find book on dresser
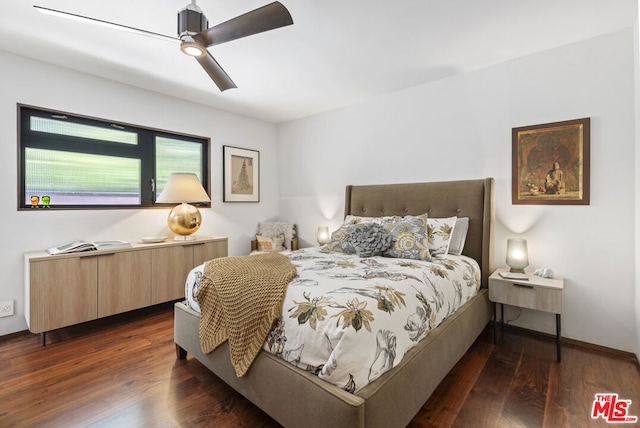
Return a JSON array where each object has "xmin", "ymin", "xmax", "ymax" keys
[{"xmin": 46, "ymin": 240, "xmax": 132, "ymax": 255}]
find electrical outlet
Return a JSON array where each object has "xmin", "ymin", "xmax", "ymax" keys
[{"xmin": 0, "ymin": 300, "xmax": 13, "ymax": 317}]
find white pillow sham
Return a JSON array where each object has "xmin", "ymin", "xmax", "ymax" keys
[{"xmin": 426, "ymin": 216, "xmax": 457, "ymax": 257}]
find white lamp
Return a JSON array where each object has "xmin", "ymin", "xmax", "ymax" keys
[
  {"xmin": 156, "ymin": 173, "xmax": 210, "ymax": 240},
  {"xmin": 506, "ymin": 238, "xmax": 529, "ymax": 273},
  {"xmin": 317, "ymin": 226, "xmax": 330, "ymax": 245}
]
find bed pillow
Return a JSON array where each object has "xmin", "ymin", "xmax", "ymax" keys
[
  {"xmin": 326, "ymin": 226, "xmax": 354, "ymax": 253},
  {"xmin": 383, "ymin": 214, "xmax": 432, "ymax": 261},
  {"xmin": 255, "ymin": 233, "xmax": 286, "ymax": 252},
  {"xmin": 326, "ymin": 215, "xmax": 397, "ymax": 253},
  {"xmin": 347, "ymin": 223, "xmax": 392, "ymax": 257},
  {"xmin": 447, "ymin": 217, "xmax": 469, "ymax": 255},
  {"xmin": 427, "ymin": 216, "xmax": 457, "ymax": 257}
]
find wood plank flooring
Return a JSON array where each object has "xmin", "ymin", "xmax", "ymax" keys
[{"xmin": 0, "ymin": 303, "xmax": 638, "ymax": 427}]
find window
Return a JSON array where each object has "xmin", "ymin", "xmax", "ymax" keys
[{"xmin": 18, "ymin": 105, "xmax": 210, "ymax": 209}]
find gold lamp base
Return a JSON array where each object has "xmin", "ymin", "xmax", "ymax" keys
[{"xmin": 167, "ymin": 202, "xmax": 202, "ymax": 239}]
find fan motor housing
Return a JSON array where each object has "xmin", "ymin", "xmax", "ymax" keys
[{"xmin": 178, "ymin": 7, "xmax": 208, "ymax": 36}]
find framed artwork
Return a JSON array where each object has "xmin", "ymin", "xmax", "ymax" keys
[
  {"xmin": 512, "ymin": 118, "xmax": 590, "ymax": 205},
  {"xmin": 223, "ymin": 145, "xmax": 260, "ymax": 202}
]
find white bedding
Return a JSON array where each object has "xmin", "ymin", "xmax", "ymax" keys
[{"xmin": 184, "ymin": 247, "xmax": 480, "ymax": 393}]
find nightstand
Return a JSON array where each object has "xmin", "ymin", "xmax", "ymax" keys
[{"xmin": 488, "ymin": 268, "xmax": 564, "ymax": 361}]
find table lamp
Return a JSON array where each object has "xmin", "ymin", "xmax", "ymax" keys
[
  {"xmin": 317, "ymin": 226, "xmax": 330, "ymax": 245},
  {"xmin": 156, "ymin": 173, "xmax": 210, "ymax": 240},
  {"xmin": 506, "ymin": 238, "xmax": 529, "ymax": 273}
]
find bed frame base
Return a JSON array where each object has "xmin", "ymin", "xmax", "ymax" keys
[{"xmin": 174, "ymin": 290, "xmax": 490, "ymax": 428}]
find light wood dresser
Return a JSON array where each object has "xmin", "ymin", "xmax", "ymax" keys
[{"xmin": 24, "ymin": 236, "xmax": 227, "ymax": 345}]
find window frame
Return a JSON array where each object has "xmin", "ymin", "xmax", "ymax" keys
[{"xmin": 17, "ymin": 104, "xmax": 211, "ymax": 210}]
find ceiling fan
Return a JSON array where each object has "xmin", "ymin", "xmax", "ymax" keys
[{"xmin": 33, "ymin": 1, "xmax": 294, "ymax": 91}]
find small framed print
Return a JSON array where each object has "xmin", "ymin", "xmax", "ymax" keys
[
  {"xmin": 223, "ymin": 145, "xmax": 259, "ymax": 202},
  {"xmin": 512, "ymin": 118, "xmax": 590, "ymax": 205}
]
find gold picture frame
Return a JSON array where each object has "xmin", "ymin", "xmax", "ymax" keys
[
  {"xmin": 223, "ymin": 145, "xmax": 260, "ymax": 202},
  {"xmin": 512, "ymin": 118, "xmax": 590, "ymax": 205}
]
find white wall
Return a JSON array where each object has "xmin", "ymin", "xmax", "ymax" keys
[
  {"xmin": 278, "ymin": 29, "xmax": 637, "ymax": 352},
  {"xmin": 0, "ymin": 51, "xmax": 279, "ymax": 336}
]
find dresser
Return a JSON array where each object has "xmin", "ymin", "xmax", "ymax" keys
[{"xmin": 24, "ymin": 236, "xmax": 227, "ymax": 345}]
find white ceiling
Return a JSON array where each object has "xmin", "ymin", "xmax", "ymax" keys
[{"xmin": 0, "ymin": 0, "xmax": 636, "ymax": 123}]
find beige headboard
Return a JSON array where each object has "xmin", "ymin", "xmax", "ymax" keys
[{"xmin": 344, "ymin": 178, "xmax": 495, "ymax": 287}]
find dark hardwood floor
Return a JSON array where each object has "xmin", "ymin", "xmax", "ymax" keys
[{"xmin": 1, "ymin": 303, "xmax": 638, "ymax": 427}]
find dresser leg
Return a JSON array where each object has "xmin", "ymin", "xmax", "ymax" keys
[{"xmin": 556, "ymin": 314, "xmax": 561, "ymax": 362}]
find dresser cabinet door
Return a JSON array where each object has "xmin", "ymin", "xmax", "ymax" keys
[
  {"xmin": 98, "ymin": 250, "xmax": 151, "ymax": 317},
  {"xmin": 193, "ymin": 240, "xmax": 228, "ymax": 266},
  {"xmin": 151, "ymin": 245, "xmax": 194, "ymax": 304},
  {"xmin": 29, "ymin": 256, "xmax": 98, "ymax": 333}
]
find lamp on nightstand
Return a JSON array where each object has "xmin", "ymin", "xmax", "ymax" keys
[
  {"xmin": 506, "ymin": 238, "xmax": 529, "ymax": 273},
  {"xmin": 317, "ymin": 226, "xmax": 330, "ymax": 245},
  {"xmin": 156, "ymin": 173, "xmax": 210, "ymax": 240}
]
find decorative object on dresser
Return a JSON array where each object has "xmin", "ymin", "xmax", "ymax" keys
[
  {"xmin": 489, "ymin": 268, "xmax": 564, "ymax": 361},
  {"xmin": 174, "ymin": 177, "xmax": 495, "ymax": 428},
  {"xmin": 156, "ymin": 173, "xmax": 211, "ymax": 240},
  {"xmin": 47, "ymin": 240, "xmax": 131, "ymax": 255},
  {"xmin": 223, "ymin": 146, "xmax": 260, "ymax": 202},
  {"xmin": 25, "ymin": 236, "xmax": 227, "ymax": 346},
  {"xmin": 512, "ymin": 117, "xmax": 590, "ymax": 205},
  {"xmin": 505, "ymin": 238, "xmax": 529, "ymax": 273}
]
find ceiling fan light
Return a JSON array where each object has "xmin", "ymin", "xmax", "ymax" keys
[{"xmin": 180, "ymin": 37, "xmax": 205, "ymax": 57}]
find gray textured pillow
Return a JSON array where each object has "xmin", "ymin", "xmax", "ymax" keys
[
  {"xmin": 326, "ymin": 216, "xmax": 397, "ymax": 253},
  {"xmin": 347, "ymin": 223, "xmax": 392, "ymax": 257}
]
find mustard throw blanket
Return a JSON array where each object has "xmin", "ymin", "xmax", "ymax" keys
[{"xmin": 196, "ymin": 253, "xmax": 297, "ymax": 377}]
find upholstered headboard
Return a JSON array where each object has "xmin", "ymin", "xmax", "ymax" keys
[{"xmin": 344, "ymin": 178, "xmax": 495, "ymax": 287}]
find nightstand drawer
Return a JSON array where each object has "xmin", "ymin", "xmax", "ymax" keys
[{"xmin": 489, "ymin": 280, "xmax": 562, "ymax": 314}]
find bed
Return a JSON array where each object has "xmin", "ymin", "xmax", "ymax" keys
[{"xmin": 174, "ymin": 177, "xmax": 495, "ymax": 427}]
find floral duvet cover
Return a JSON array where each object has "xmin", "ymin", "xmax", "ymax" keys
[{"xmin": 185, "ymin": 247, "xmax": 480, "ymax": 393}]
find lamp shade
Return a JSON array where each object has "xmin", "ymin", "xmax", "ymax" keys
[
  {"xmin": 317, "ymin": 226, "xmax": 330, "ymax": 245},
  {"xmin": 506, "ymin": 238, "xmax": 529, "ymax": 273},
  {"xmin": 156, "ymin": 173, "xmax": 210, "ymax": 203}
]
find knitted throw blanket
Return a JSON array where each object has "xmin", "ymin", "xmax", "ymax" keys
[{"xmin": 196, "ymin": 253, "xmax": 297, "ymax": 377}]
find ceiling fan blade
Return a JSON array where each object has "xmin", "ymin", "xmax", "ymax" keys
[
  {"xmin": 193, "ymin": 2, "xmax": 293, "ymax": 48},
  {"xmin": 34, "ymin": 5, "xmax": 179, "ymax": 43},
  {"xmin": 195, "ymin": 52, "xmax": 237, "ymax": 91}
]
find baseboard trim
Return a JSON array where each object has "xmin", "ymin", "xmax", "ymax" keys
[
  {"xmin": 0, "ymin": 329, "xmax": 29, "ymax": 343},
  {"xmin": 499, "ymin": 323, "xmax": 638, "ymax": 366}
]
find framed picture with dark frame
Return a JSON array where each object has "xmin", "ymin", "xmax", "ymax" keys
[
  {"xmin": 512, "ymin": 117, "xmax": 590, "ymax": 205},
  {"xmin": 223, "ymin": 145, "xmax": 260, "ymax": 202}
]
